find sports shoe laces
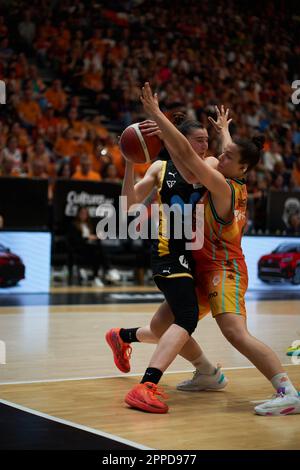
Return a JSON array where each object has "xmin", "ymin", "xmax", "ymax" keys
[
  {"xmin": 274, "ymin": 387, "xmax": 286, "ymax": 399},
  {"xmin": 144, "ymin": 382, "xmax": 169, "ymax": 399},
  {"xmin": 193, "ymin": 363, "xmax": 222, "ymax": 377},
  {"xmin": 123, "ymin": 343, "xmax": 132, "ymax": 360},
  {"xmin": 264, "ymin": 389, "xmax": 286, "ymax": 401}
]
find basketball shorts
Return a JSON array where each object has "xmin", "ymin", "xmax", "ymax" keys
[
  {"xmin": 151, "ymin": 249, "xmax": 194, "ymax": 280},
  {"xmin": 195, "ymin": 268, "xmax": 248, "ymax": 319}
]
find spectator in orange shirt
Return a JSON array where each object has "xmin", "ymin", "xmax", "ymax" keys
[
  {"xmin": 90, "ymin": 116, "xmax": 109, "ymax": 140},
  {"xmin": 45, "ymin": 79, "xmax": 67, "ymax": 113},
  {"xmin": 10, "ymin": 122, "xmax": 30, "ymax": 151},
  {"xmin": 17, "ymin": 88, "xmax": 42, "ymax": 129},
  {"xmin": 70, "ymin": 145, "xmax": 93, "ymax": 174},
  {"xmin": 82, "ymin": 64, "xmax": 103, "ymax": 94},
  {"xmin": 76, "ymin": 137, "xmax": 94, "ymax": 166},
  {"xmin": 67, "ymin": 107, "xmax": 87, "ymax": 139},
  {"xmin": 37, "ymin": 104, "xmax": 60, "ymax": 143},
  {"xmin": 54, "ymin": 128, "xmax": 78, "ymax": 159},
  {"xmin": 52, "ymin": 22, "xmax": 71, "ymax": 58},
  {"xmin": 72, "ymin": 154, "xmax": 101, "ymax": 181}
]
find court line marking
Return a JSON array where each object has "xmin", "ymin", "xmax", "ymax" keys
[
  {"xmin": 0, "ymin": 398, "xmax": 153, "ymax": 450},
  {"xmin": 1, "ymin": 297, "xmax": 297, "ymax": 312},
  {"xmin": 0, "ymin": 364, "xmax": 296, "ymax": 386},
  {"xmin": 0, "ymin": 303, "xmax": 165, "ymax": 313}
]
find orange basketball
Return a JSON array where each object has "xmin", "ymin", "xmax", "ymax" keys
[{"xmin": 119, "ymin": 122, "xmax": 162, "ymax": 164}]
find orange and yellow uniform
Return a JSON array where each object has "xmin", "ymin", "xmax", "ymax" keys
[{"xmin": 193, "ymin": 178, "xmax": 248, "ymax": 318}]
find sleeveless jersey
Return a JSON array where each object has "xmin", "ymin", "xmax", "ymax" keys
[
  {"xmin": 152, "ymin": 160, "xmax": 205, "ymax": 258},
  {"xmin": 192, "ymin": 178, "xmax": 248, "ymax": 274}
]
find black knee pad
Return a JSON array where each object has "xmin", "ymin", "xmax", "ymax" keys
[
  {"xmin": 154, "ymin": 276, "xmax": 199, "ymax": 335},
  {"xmin": 173, "ymin": 310, "xmax": 198, "ymax": 336}
]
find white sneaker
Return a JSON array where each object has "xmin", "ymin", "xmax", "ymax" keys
[
  {"xmin": 176, "ymin": 366, "xmax": 228, "ymax": 392},
  {"xmin": 93, "ymin": 277, "xmax": 104, "ymax": 287},
  {"xmin": 254, "ymin": 389, "xmax": 300, "ymax": 416},
  {"xmin": 105, "ymin": 269, "xmax": 121, "ymax": 283}
]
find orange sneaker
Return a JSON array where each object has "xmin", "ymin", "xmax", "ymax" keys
[
  {"xmin": 125, "ymin": 382, "xmax": 169, "ymax": 414},
  {"xmin": 105, "ymin": 328, "xmax": 132, "ymax": 373}
]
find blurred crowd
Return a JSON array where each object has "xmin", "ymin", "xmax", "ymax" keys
[{"xmin": 0, "ymin": 0, "xmax": 300, "ymax": 232}]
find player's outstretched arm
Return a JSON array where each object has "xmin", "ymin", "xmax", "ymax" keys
[{"xmin": 140, "ymin": 82, "xmax": 229, "ymax": 198}]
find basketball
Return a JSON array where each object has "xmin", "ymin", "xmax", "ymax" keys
[{"xmin": 119, "ymin": 122, "xmax": 162, "ymax": 164}]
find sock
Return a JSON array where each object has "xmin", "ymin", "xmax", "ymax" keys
[
  {"xmin": 271, "ymin": 372, "xmax": 298, "ymax": 396},
  {"xmin": 119, "ymin": 328, "xmax": 140, "ymax": 343},
  {"xmin": 192, "ymin": 353, "xmax": 216, "ymax": 375},
  {"xmin": 141, "ymin": 367, "xmax": 163, "ymax": 385}
]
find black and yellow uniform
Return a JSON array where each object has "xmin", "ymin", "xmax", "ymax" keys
[
  {"xmin": 151, "ymin": 159, "xmax": 205, "ymax": 279},
  {"xmin": 151, "ymin": 159, "xmax": 205, "ymax": 335}
]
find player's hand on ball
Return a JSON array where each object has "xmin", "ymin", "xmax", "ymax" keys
[
  {"xmin": 139, "ymin": 120, "xmax": 163, "ymax": 140},
  {"xmin": 140, "ymin": 82, "xmax": 160, "ymax": 119}
]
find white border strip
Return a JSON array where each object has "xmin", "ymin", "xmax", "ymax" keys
[
  {"xmin": 0, "ymin": 399, "xmax": 152, "ymax": 450},
  {"xmin": 0, "ymin": 364, "xmax": 296, "ymax": 386},
  {"xmin": 131, "ymin": 123, "xmax": 151, "ymax": 162}
]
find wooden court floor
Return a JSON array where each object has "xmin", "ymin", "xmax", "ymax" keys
[{"xmin": 0, "ymin": 290, "xmax": 300, "ymax": 450}]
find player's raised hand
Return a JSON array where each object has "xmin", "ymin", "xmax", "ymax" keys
[
  {"xmin": 139, "ymin": 120, "xmax": 163, "ymax": 140},
  {"xmin": 140, "ymin": 82, "xmax": 160, "ymax": 119},
  {"xmin": 208, "ymin": 105, "xmax": 232, "ymax": 133}
]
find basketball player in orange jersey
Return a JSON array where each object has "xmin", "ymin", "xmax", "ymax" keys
[
  {"xmin": 136, "ymin": 82, "xmax": 300, "ymax": 416},
  {"xmin": 106, "ymin": 113, "xmax": 231, "ymax": 413}
]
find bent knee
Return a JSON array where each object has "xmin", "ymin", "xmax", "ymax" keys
[
  {"xmin": 150, "ymin": 316, "xmax": 171, "ymax": 338},
  {"xmin": 174, "ymin": 316, "xmax": 198, "ymax": 336},
  {"xmin": 221, "ymin": 326, "xmax": 248, "ymax": 346}
]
